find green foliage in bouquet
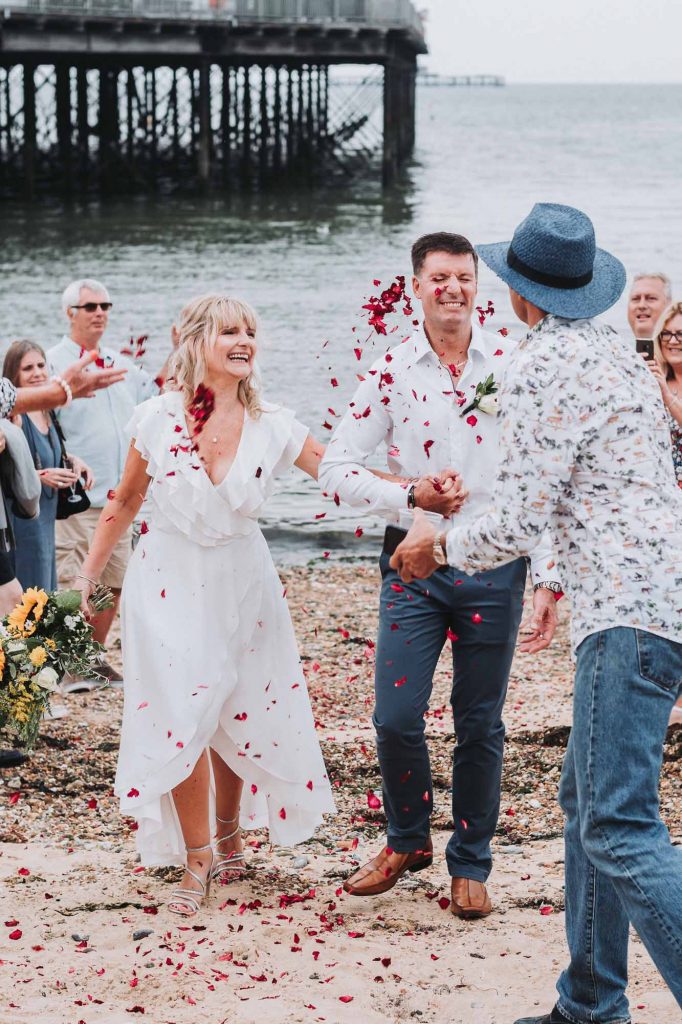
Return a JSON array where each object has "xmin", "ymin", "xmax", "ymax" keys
[{"xmin": 0, "ymin": 585, "xmax": 114, "ymax": 748}]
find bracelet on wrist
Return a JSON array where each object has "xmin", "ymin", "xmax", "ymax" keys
[
  {"xmin": 75, "ymin": 573, "xmax": 98, "ymax": 588},
  {"xmin": 51, "ymin": 374, "xmax": 73, "ymax": 407}
]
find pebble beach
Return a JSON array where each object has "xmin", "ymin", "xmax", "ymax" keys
[{"xmin": 1, "ymin": 565, "xmax": 680, "ymax": 1023}]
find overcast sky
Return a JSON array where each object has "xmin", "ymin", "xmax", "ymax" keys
[{"xmin": 418, "ymin": 0, "xmax": 682, "ymax": 83}]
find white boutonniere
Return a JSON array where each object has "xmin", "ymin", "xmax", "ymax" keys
[{"xmin": 460, "ymin": 374, "xmax": 499, "ymax": 417}]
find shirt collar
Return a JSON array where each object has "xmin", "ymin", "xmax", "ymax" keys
[{"xmin": 413, "ymin": 319, "xmax": 487, "ymax": 363}]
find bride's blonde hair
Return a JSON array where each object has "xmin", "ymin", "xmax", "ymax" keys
[{"xmin": 168, "ymin": 294, "xmax": 262, "ymax": 417}]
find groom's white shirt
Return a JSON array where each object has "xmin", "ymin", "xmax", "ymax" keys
[{"xmin": 319, "ymin": 321, "xmax": 561, "ymax": 586}]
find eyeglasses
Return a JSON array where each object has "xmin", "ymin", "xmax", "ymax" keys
[
  {"xmin": 70, "ymin": 302, "xmax": 113, "ymax": 313},
  {"xmin": 659, "ymin": 330, "xmax": 682, "ymax": 344}
]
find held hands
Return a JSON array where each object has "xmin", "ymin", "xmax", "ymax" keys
[
  {"xmin": 63, "ymin": 350, "xmax": 127, "ymax": 399},
  {"xmin": 517, "ymin": 588, "xmax": 559, "ymax": 654},
  {"xmin": 414, "ymin": 468, "xmax": 468, "ymax": 517},
  {"xmin": 390, "ymin": 508, "xmax": 440, "ymax": 583}
]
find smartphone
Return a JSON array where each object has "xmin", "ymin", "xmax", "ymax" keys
[
  {"xmin": 636, "ymin": 338, "xmax": 654, "ymax": 361},
  {"xmin": 383, "ymin": 525, "xmax": 407, "ymax": 557}
]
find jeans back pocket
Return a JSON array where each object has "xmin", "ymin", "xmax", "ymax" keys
[{"xmin": 636, "ymin": 629, "xmax": 682, "ymax": 694}]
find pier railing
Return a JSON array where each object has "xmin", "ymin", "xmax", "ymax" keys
[{"xmin": 6, "ymin": 0, "xmax": 425, "ymax": 35}]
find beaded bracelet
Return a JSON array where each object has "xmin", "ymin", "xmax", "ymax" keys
[{"xmin": 51, "ymin": 374, "xmax": 73, "ymax": 406}]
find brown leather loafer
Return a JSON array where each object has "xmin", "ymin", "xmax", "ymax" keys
[
  {"xmin": 450, "ymin": 877, "xmax": 493, "ymax": 919},
  {"xmin": 343, "ymin": 840, "xmax": 433, "ymax": 896}
]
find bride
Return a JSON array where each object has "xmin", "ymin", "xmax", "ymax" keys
[{"xmin": 75, "ymin": 294, "xmax": 336, "ymax": 916}]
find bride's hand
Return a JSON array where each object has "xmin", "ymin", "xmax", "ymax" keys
[{"xmin": 74, "ymin": 578, "xmax": 94, "ymax": 620}]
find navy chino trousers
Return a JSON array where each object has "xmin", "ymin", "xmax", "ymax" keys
[{"xmin": 373, "ymin": 551, "xmax": 527, "ymax": 881}]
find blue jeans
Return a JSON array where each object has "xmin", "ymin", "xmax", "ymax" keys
[
  {"xmin": 373, "ymin": 553, "xmax": 526, "ymax": 881},
  {"xmin": 557, "ymin": 627, "xmax": 682, "ymax": 1023}
]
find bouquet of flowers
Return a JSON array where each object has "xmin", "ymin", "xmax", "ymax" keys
[{"xmin": 0, "ymin": 585, "xmax": 113, "ymax": 748}]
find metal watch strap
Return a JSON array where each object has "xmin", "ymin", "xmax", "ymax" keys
[{"xmin": 407, "ymin": 484, "xmax": 416, "ymax": 510}]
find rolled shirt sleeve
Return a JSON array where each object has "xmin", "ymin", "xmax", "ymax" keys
[
  {"xmin": 318, "ymin": 373, "xmax": 408, "ymax": 516},
  {"xmin": 446, "ymin": 372, "xmax": 578, "ymax": 575}
]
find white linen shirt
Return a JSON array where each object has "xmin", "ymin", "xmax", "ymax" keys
[
  {"xmin": 319, "ymin": 321, "xmax": 560, "ymax": 585},
  {"xmin": 445, "ymin": 315, "xmax": 682, "ymax": 653},
  {"xmin": 48, "ymin": 336, "xmax": 158, "ymax": 508}
]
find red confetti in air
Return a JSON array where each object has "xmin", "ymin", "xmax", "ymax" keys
[
  {"xmin": 446, "ymin": 629, "xmax": 459, "ymax": 642},
  {"xmin": 423, "ymin": 439, "xmax": 434, "ymax": 458},
  {"xmin": 471, "ymin": 612, "xmax": 483, "ymax": 624},
  {"xmin": 8, "ymin": 928, "xmax": 22, "ymax": 940},
  {"xmin": 466, "ymin": 414, "xmax": 478, "ymax": 426},
  {"xmin": 355, "ymin": 527, "xmax": 364, "ymax": 538},
  {"xmin": 187, "ymin": 383, "xmax": 215, "ymax": 436},
  {"xmin": 139, "ymin": 521, "xmax": 149, "ymax": 535},
  {"xmin": 394, "ymin": 676, "xmax": 407, "ymax": 688},
  {"xmin": 127, "ymin": 788, "xmax": 140, "ymax": 798},
  {"xmin": 279, "ymin": 808, "xmax": 287, "ymax": 820}
]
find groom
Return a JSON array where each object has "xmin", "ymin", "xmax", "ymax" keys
[
  {"xmin": 319, "ymin": 232, "xmax": 562, "ymax": 918},
  {"xmin": 392, "ymin": 205, "xmax": 682, "ymax": 1020}
]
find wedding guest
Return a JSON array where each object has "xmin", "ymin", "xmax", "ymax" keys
[
  {"xmin": 74, "ymin": 294, "xmax": 335, "ymax": 916},
  {"xmin": 319, "ymin": 232, "xmax": 562, "ymax": 918},
  {"xmin": 392, "ymin": 204, "xmax": 682, "ymax": 1020},
  {"xmin": 648, "ymin": 300, "xmax": 682, "ymax": 485},
  {"xmin": 0, "ymin": 419, "xmax": 41, "ymax": 769},
  {"xmin": 648, "ymin": 301, "xmax": 682, "ymax": 726},
  {"xmin": 48, "ymin": 279, "xmax": 171, "ymax": 688},
  {"xmin": 3, "ymin": 341, "xmax": 94, "ymax": 592},
  {"xmin": 627, "ymin": 271, "xmax": 671, "ymax": 341}
]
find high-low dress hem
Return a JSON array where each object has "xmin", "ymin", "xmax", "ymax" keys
[{"xmin": 115, "ymin": 392, "xmax": 335, "ymax": 867}]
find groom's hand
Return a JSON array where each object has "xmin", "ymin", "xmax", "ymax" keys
[
  {"xmin": 517, "ymin": 588, "xmax": 559, "ymax": 654},
  {"xmin": 414, "ymin": 469, "xmax": 468, "ymax": 517},
  {"xmin": 390, "ymin": 509, "xmax": 439, "ymax": 583}
]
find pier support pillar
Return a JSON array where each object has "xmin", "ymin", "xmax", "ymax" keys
[
  {"xmin": 55, "ymin": 63, "xmax": 72, "ymax": 184},
  {"xmin": 382, "ymin": 60, "xmax": 400, "ymax": 186},
  {"xmin": 99, "ymin": 65, "xmax": 119, "ymax": 191},
  {"xmin": 198, "ymin": 59, "xmax": 212, "ymax": 188},
  {"xmin": 23, "ymin": 63, "xmax": 36, "ymax": 198}
]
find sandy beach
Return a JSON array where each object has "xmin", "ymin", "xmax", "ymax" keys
[{"xmin": 1, "ymin": 565, "xmax": 680, "ymax": 1024}]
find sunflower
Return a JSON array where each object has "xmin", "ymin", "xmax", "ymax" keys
[
  {"xmin": 0, "ymin": 645, "xmax": 5, "ymax": 675},
  {"xmin": 6, "ymin": 588, "xmax": 49, "ymax": 635}
]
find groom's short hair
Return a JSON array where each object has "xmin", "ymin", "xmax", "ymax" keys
[{"xmin": 411, "ymin": 232, "xmax": 478, "ymax": 277}]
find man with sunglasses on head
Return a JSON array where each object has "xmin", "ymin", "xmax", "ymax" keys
[{"xmin": 48, "ymin": 279, "xmax": 174, "ymax": 691}]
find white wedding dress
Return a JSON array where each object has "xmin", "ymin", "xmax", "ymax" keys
[{"xmin": 115, "ymin": 390, "xmax": 335, "ymax": 866}]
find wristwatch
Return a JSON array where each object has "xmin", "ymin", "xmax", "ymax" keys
[
  {"xmin": 433, "ymin": 531, "xmax": 447, "ymax": 567},
  {"xmin": 534, "ymin": 581, "xmax": 564, "ymax": 600},
  {"xmin": 407, "ymin": 483, "xmax": 416, "ymax": 510}
]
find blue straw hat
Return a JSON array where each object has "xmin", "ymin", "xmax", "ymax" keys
[{"xmin": 477, "ymin": 203, "xmax": 626, "ymax": 319}]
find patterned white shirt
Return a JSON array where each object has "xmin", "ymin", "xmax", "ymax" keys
[
  {"xmin": 319, "ymin": 321, "xmax": 560, "ymax": 585},
  {"xmin": 446, "ymin": 315, "xmax": 682, "ymax": 653},
  {"xmin": 0, "ymin": 378, "xmax": 17, "ymax": 417}
]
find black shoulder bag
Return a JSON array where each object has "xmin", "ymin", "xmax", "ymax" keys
[{"xmin": 50, "ymin": 414, "xmax": 91, "ymax": 520}]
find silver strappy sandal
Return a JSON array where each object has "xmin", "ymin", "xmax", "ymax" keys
[
  {"xmin": 167, "ymin": 842, "xmax": 213, "ymax": 917},
  {"xmin": 212, "ymin": 814, "xmax": 247, "ymax": 883}
]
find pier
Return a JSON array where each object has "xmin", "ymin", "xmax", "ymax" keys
[{"xmin": 0, "ymin": 0, "xmax": 426, "ymax": 198}]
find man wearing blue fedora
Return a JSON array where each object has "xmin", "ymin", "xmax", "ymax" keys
[{"xmin": 391, "ymin": 203, "xmax": 682, "ymax": 1021}]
